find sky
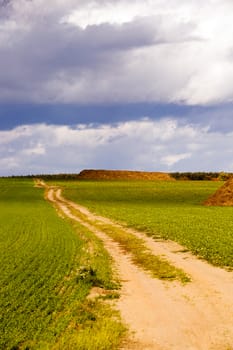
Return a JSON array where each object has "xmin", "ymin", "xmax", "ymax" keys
[{"xmin": 0, "ymin": 0, "xmax": 233, "ymax": 175}]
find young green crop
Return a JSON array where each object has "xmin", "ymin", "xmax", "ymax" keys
[
  {"xmin": 0, "ymin": 179, "xmax": 125, "ymax": 349},
  {"xmin": 54, "ymin": 180, "xmax": 233, "ymax": 269}
]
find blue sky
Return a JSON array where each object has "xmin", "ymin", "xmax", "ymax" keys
[{"xmin": 0, "ymin": 0, "xmax": 233, "ymax": 175}]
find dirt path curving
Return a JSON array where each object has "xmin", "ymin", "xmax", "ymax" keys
[{"xmin": 46, "ymin": 187, "xmax": 233, "ymax": 350}]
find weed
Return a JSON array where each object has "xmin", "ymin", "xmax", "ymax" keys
[{"xmin": 76, "ymin": 266, "xmax": 104, "ymax": 287}]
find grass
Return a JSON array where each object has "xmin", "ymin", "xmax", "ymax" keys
[
  {"xmin": 51, "ymin": 180, "xmax": 233, "ymax": 269},
  {"xmin": 94, "ymin": 223, "xmax": 190, "ymax": 283},
  {"xmin": 65, "ymin": 202, "xmax": 189, "ymax": 283},
  {"xmin": 0, "ymin": 179, "xmax": 126, "ymax": 350}
]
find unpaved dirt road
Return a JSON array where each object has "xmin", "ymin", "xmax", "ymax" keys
[{"xmin": 46, "ymin": 186, "xmax": 233, "ymax": 350}]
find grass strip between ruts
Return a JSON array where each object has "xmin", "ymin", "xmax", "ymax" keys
[{"xmin": 64, "ymin": 201, "xmax": 190, "ymax": 284}]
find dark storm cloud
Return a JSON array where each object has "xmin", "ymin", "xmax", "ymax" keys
[
  {"xmin": 0, "ymin": 18, "xmax": 158, "ymax": 102},
  {"xmin": 0, "ymin": 0, "xmax": 200, "ymax": 103},
  {"xmin": 0, "ymin": 0, "xmax": 12, "ymax": 19},
  {"xmin": 0, "ymin": 0, "xmax": 11, "ymax": 9},
  {"xmin": 0, "ymin": 103, "xmax": 208, "ymax": 130},
  {"xmin": 0, "ymin": 0, "xmax": 233, "ymax": 105},
  {"xmin": 1, "ymin": 102, "xmax": 233, "ymax": 135}
]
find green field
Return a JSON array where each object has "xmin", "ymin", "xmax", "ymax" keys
[
  {"xmin": 0, "ymin": 179, "xmax": 125, "ymax": 350},
  {"xmin": 56, "ymin": 180, "xmax": 233, "ymax": 268},
  {"xmin": 2, "ymin": 178, "xmax": 233, "ymax": 349}
]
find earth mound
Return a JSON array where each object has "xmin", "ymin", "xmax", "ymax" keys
[
  {"xmin": 204, "ymin": 177, "xmax": 233, "ymax": 206},
  {"xmin": 78, "ymin": 169, "xmax": 174, "ymax": 181}
]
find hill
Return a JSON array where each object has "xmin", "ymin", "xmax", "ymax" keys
[
  {"xmin": 77, "ymin": 169, "xmax": 174, "ymax": 181},
  {"xmin": 204, "ymin": 177, "xmax": 233, "ymax": 206}
]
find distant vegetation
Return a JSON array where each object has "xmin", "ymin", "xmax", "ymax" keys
[
  {"xmin": 3, "ymin": 173, "xmax": 80, "ymax": 180},
  {"xmin": 2, "ymin": 170, "xmax": 233, "ymax": 181},
  {"xmin": 171, "ymin": 172, "xmax": 233, "ymax": 181}
]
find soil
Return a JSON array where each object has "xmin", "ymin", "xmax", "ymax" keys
[
  {"xmin": 204, "ymin": 177, "xmax": 233, "ymax": 206},
  {"xmin": 77, "ymin": 169, "xmax": 174, "ymax": 181},
  {"xmin": 46, "ymin": 186, "xmax": 233, "ymax": 350}
]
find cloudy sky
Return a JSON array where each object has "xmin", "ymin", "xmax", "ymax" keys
[{"xmin": 1, "ymin": 0, "xmax": 233, "ymax": 175}]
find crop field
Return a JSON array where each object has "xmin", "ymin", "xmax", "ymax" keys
[
  {"xmin": 54, "ymin": 180, "xmax": 233, "ymax": 268},
  {"xmin": 0, "ymin": 179, "xmax": 125, "ymax": 350},
  {"xmin": 2, "ymin": 178, "xmax": 233, "ymax": 349}
]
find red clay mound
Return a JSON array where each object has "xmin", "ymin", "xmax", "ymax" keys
[
  {"xmin": 204, "ymin": 177, "xmax": 233, "ymax": 206},
  {"xmin": 78, "ymin": 169, "xmax": 174, "ymax": 181}
]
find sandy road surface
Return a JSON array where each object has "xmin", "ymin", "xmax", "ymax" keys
[{"xmin": 46, "ymin": 186, "xmax": 233, "ymax": 350}]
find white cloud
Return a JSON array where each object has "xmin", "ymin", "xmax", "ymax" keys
[
  {"xmin": 22, "ymin": 143, "xmax": 46, "ymax": 156},
  {"xmin": 1, "ymin": 0, "xmax": 233, "ymax": 105},
  {"xmin": 0, "ymin": 156, "xmax": 19, "ymax": 169},
  {"xmin": 161, "ymin": 153, "xmax": 192, "ymax": 167},
  {"xmin": 0, "ymin": 118, "xmax": 233, "ymax": 175},
  {"xmin": 65, "ymin": 1, "xmax": 147, "ymax": 28}
]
